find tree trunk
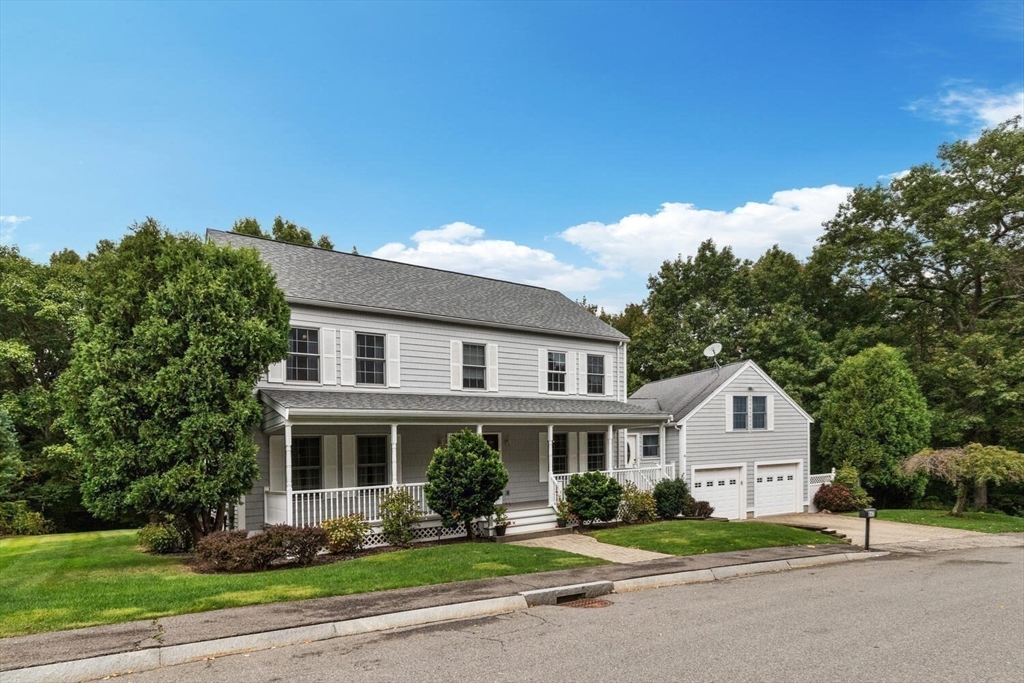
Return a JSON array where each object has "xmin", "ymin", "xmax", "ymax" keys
[
  {"xmin": 186, "ymin": 512, "xmax": 204, "ymax": 546},
  {"xmin": 951, "ymin": 488, "xmax": 968, "ymax": 517},
  {"xmin": 214, "ymin": 503, "xmax": 226, "ymax": 533},
  {"xmin": 465, "ymin": 519, "xmax": 476, "ymax": 542},
  {"xmin": 973, "ymin": 481, "xmax": 988, "ymax": 510}
]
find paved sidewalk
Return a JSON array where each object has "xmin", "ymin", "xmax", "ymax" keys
[
  {"xmin": 510, "ymin": 533, "xmax": 671, "ymax": 562},
  {"xmin": 756, "ymin": 513, "xmax": 1024, "ymax": 552},
  {"xmin": 1, "ymin": 543, "xmax": 852, "ymax": 673}
]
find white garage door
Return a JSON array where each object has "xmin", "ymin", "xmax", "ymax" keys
[
  {"xmin": 691, "ymin": 467, "xmax": 742, "ymax": 520},
  {"xmin": 755, "ymin": 463, "xmax": 799, "ymax": 516}
]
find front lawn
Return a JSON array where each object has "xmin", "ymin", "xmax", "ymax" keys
[
  {"xmin": 588, "ymin": 520, "xmax": 846, "ymax": 556},
  {"xmin": 849, "ymin": 509, "xmax": 1024, "ymax": 534},
  {"xmin": 0, "ymin": 530, "xmax": 604, "ymax": 637}
]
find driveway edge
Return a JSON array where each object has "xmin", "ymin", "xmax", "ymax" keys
[{"xmin": 5, "ymin": 552, "xmax": 889, "ymax": 683}]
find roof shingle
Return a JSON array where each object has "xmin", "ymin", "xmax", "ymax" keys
[
  {"xmin": 208, "ymin": 229, "xmax": 626, "ymax": 341},
  {"xmin": 630, "ymin": 362, "xmax": 747, "ymax": 420}
]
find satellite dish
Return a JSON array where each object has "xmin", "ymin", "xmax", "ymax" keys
[{"xmin": 703, "ymin": 342, "xmax": 722, "ymax": 358}]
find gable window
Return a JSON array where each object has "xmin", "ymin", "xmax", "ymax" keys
[
  {"xmin": 357, "ymin": 435, "xmax": 387, "ymax": 486},
  {"xmin": 586, "ymin": 432, "xmax": 605, "ymax": 472},
  {"xmin": 463, "ymin": 343, "xmax": 486, "ymax": 390},
  {"xmin": 292, "ymin": 436, "xmax": 322, "ymax": 490},
  {"xmin": 752, "ymin": 396, "xmax": 767, "ymax": 430},
  {"xmin": 586, "ymin": 355, "xmax": 605, "ymax": 395},
  {"xmin": 287, "ymin": 328, "xmax": 320, "ymax": 382},
  {"xmin": 356, "ymin": 333, "xmax": 385, "ymax": 385},
  {"xmin": 552, "ymin": 433, "xmax": 568, "ymax": 475},
  {"xmin": 732, "ymin": 395, "xmax": 748, "ymax": 430},
  {"xmin": 547, "ymin": 351, "xmax": 566, "ymax": 392},
  {"xmin": 642, "ymin": 434, "xmax": 659, "ymax": 458}
]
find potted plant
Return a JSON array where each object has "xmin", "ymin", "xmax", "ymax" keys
[
  {"xmin": 492, "ymin": 504, "xmax": 510, "ymax": 536},
  {"xmin": 555, "ymin": 498, "xmax": 573, "ymax": 528}
]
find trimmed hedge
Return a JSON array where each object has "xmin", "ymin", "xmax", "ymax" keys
[
  {"xmin": 653, "ymin": 478, "xmax": 692, "ymax": 519},
  {"xmin": 813, "ymin": 483, "xmax": 859, "ymax": 513},
  {"xmin": 195, "ymin": 524, "xmax": 328, "ymax": 572},
  {"xmin": 564, "ymin": 471, "xmax": 623, "ymax": 524}
]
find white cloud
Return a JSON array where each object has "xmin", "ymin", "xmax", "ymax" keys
[
  {"xmin": 907, "ymin": 86, "xmax": 1024, "ymax": 133},
  {"xmin": 372, "ymin": 221, "xmax": 611, "ymax": 292},
  {"xmin": 0, "ymin": 215, "xmax": 31, "ymax": 245},
  {"xmin": 559, "ymin": 185, "xmax": 852, "ymax": 274}
]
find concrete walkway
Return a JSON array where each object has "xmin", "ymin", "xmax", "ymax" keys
[
  {"xmin": 510, "ymin": 533, "xmax": 671, "ymax": 563},
  {"xmin": 756, "ymin": 513, "xmax": 1024, "ymax": 552}
]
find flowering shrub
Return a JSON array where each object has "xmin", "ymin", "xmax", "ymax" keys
[
  {"xmin": 619, "ymin": 482, "xmax": 658, "ymax": 524},
  {"xmin": 813, "ymin": 483, "xmax": 858, "ymax": 513},
  {"xmin": 322, "ymin": 514, "xmax": 371, "ymax": 554}
]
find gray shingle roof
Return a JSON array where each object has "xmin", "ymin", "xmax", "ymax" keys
[
  {"xmin": 208, "ymin": 229, "xmax": 626, "ymax": 341},
  {"xmin": 630, "ymin": 361, "xmax": 747, "ymax": 420},
  {"xmin": 262, "ymin": 390, "xmax": 666, "ymax": 420}
]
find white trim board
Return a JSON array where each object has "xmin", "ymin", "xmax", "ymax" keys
[{"xmin": 679, "ymin": 360, "xmax": 814, "ymax": 426}]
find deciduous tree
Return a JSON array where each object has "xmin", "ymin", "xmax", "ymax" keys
[{"xmin": 59, "ymin": 219, "xmax": 290, "ymax": 542}]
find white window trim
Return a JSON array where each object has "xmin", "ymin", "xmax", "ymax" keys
[
  {"xmin": 354, "ymin": 330, "xmax": 388, "ymax": 388},
  {"xmin": 284, "ymin": 326, "xmax": 324, "ymax": 385},
  {"xmin": 460, "ymin": 340, "xmax": 488, "ymax": 392},
  {"xmin": 585, "ymin": 353, "xmax": 606, "ymax": 396},
  {"xmin": 546, "ymin": 350, "xmax": 569, "ymax": 394}
]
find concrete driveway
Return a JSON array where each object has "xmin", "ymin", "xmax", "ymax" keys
[{"xmin": 755, "ymin": 513, "xmax": 1024, "ymax": 552}]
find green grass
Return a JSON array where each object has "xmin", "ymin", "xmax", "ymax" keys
[
  {"xmin": 589, "ymin": 520, "xmax": 846, "ymax": 556},
  {"xmin": 0, "ymin": 530, "xmax": 605, "ymax": 637},
  {"xmin": 846, "ymin": 509, "xmax": 1024, "ymax": 534}
]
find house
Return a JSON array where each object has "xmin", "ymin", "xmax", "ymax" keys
[
  {"xmin": 629, "ymin": 361, "xmax": 814, "ymax": 519},
  {"xmin": 207, "ymin": 230, "xmax": 672, "ymax": 542}
]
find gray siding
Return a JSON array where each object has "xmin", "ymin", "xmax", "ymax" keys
[
  {"xmin": 683, "ymin": 365, "xmax": 810, "ymax": 513},
  {"xmin": 264, "ymin": 304, "xmax": 624, "ymax": 399}
]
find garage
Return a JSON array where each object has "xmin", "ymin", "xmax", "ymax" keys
[
  {"xmin": 691, "ymin": 466, "xmax": 743, "ymax": 519},
  {"xmin": 754, "ymin": 462, "xmax": 800, "ymax": 516}
]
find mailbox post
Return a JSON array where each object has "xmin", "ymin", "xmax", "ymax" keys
[{"xmin": 859, "ymin": 507, "xmax": 876, "ymax": 550}]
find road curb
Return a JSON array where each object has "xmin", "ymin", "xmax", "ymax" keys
[
  {"xmin": 4, "ymin": 551, "xmax": 890, "ymax": 683},
  {"xmin": 3, "ymin": 596, "xmax": 528, "ymax": 683}
]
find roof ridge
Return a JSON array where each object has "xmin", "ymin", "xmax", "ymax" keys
[
  {"xmin": 207, "ymin": 228, "xmax": 554, "ymax": 293},
  {"xmin": 638, "ymin": 360, "xmax": 746, "ymax": 387}
]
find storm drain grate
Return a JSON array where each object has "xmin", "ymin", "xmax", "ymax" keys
[{"xmin": 557, "ymin": 597, "xmax": 613, "ymax": 608}]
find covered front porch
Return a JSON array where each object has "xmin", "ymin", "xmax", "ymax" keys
[{"xmin": 257, "ymin": 389, "xmax": 672, "ymax": 534}]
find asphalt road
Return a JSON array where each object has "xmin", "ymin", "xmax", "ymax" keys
[{"xmin": 113, "ymin": 546, "xmax": 1024, "ymax": 683}]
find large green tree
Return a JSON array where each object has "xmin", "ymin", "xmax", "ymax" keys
[
  {"xmin": 0, "ymin": 246, "xmax": 89, "ymax": 529},
  {"xmin": 818, "ymin": 344, "xmax": 931, "ymax": 504},
  {"xmin": 817, "ymin": 117, "xmax": 1024, "ymax": 451},
  {"xmin": 230, "ymin": 216, "xmax": 335, "ymax": 250},
  {"xmin": 59, "ymin": 220, "xmax": 291, "ymax": 542}
]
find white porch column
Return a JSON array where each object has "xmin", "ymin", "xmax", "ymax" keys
[
  {"xmin": 390, "ymin": 423, "xmax": 399, "ymax": 487},
  {"xmin": 606, "ymin": 424, "xmax": 613, "ymax": 472},
  {"xmin": 547, "ymin": 424, "xmax": 554, "ymax": 506},
  {"xmin": 284, "ymin": 422, "xmax": 293, "ymax": 526},
  {"xmin": 622, "ymin": 427, "xmax": 630, "ymax": 468},
  {"xmin": 659, "ymin": 422, "xmax": 667, "ymax": 476},
  {"xmin": 476, "ymin": 424, "xmax": 483, "ymax": 435}
]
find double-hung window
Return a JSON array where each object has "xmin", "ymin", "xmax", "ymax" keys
[
  {"xmin": 732, "ymin": 396, "xmax": 748, "ymax": 430},
  {"xmin": 552, "ymin": 433, "xmax": 568, "ymax": 475},
  {"xmin": 586, "ymin": 433, "xmax": 605, "ymax": 472},
  {"xmin": 357, "ymin": 435, "xmax": 387, "ymax": 486},
  {"xmin": 287, "ymin": 328, "xmax": 320, "ymax": 382},
  {"xmin": 463, "ymin": 343, "xmax": 486, "ymax": 390},
  {"xmin": 291, "ymin": 436, "xmax": 322, "ymax": 490},
  {"xmin": 586, "ymin": 355, "xmax": 605, "ymax": 395},
  {"xmin": 752, "ymin": 396, "xmax": 767, "ymax": 430},
  {"xmin": 356, "ymin": 333, "xmax": 385, "ymax": 385},
  {"xmin": 547, "ymin": 352, "xmax": 566, "ymax": 392},
  {"xmin": 642, "ymin": 434, "xmax": 659, "ymax": 458}
]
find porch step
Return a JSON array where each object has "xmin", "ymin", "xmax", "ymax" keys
[
  {"xmin": 494, "ymin": 527, "xmax": 572, "ymax": 543},
  {"xmin": 500, "ymin": 506, "xmax": 560, "ymax": 538}
]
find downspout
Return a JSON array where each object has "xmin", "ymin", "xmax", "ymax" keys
[
  {"xmin": 675, "ymin": 418, "xmax": 686, "ymax": 482},
  {"xmin": 619, "ymin": 341, "xmax": 627, "ymax": 403}
]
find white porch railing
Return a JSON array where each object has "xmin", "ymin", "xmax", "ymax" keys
[
  {"xmin": 808, "ymin": 468, "xmax": 837, "ymax": 513},
  {"xmin": 550, "ymin": 464, "xmax": 676, "ymax": 504},
  {"xmin": 809, "ymin": 468, "xmax": 837, "ymax": 486},
  {"xmin": 264, "ymin": 483, "xmax": 434, "ymax": 527}
]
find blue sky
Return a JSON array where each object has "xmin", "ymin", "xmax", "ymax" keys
[{"xmin": 2, "ymin": 1, "xmax": 1022, "ymax": 310}]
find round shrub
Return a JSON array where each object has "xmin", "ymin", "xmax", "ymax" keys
[
  {"xmin": 813, "ymin": 483, "xmax": 859, "ymax": 513},
  {"xmin": 653, "ymin": 478, "xmax": 692, "ymax": 519},
  {"xmin": 322, "ymin": 514, "xmax": 371, "ymax": 554},
  {"xmin": 619, "ymin": 482, "xmax": 658, "ymax": 524},
  {"xmin": 138, "ymin": 522, "xmax": 190, "ymax": 554},
  {"xmin": 564, "ymin": 471, "xmax": 623, "ymax": 525},
  {"xmin": 195, "ymin": 530, "xmax": 253, "ymax": 572}
]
